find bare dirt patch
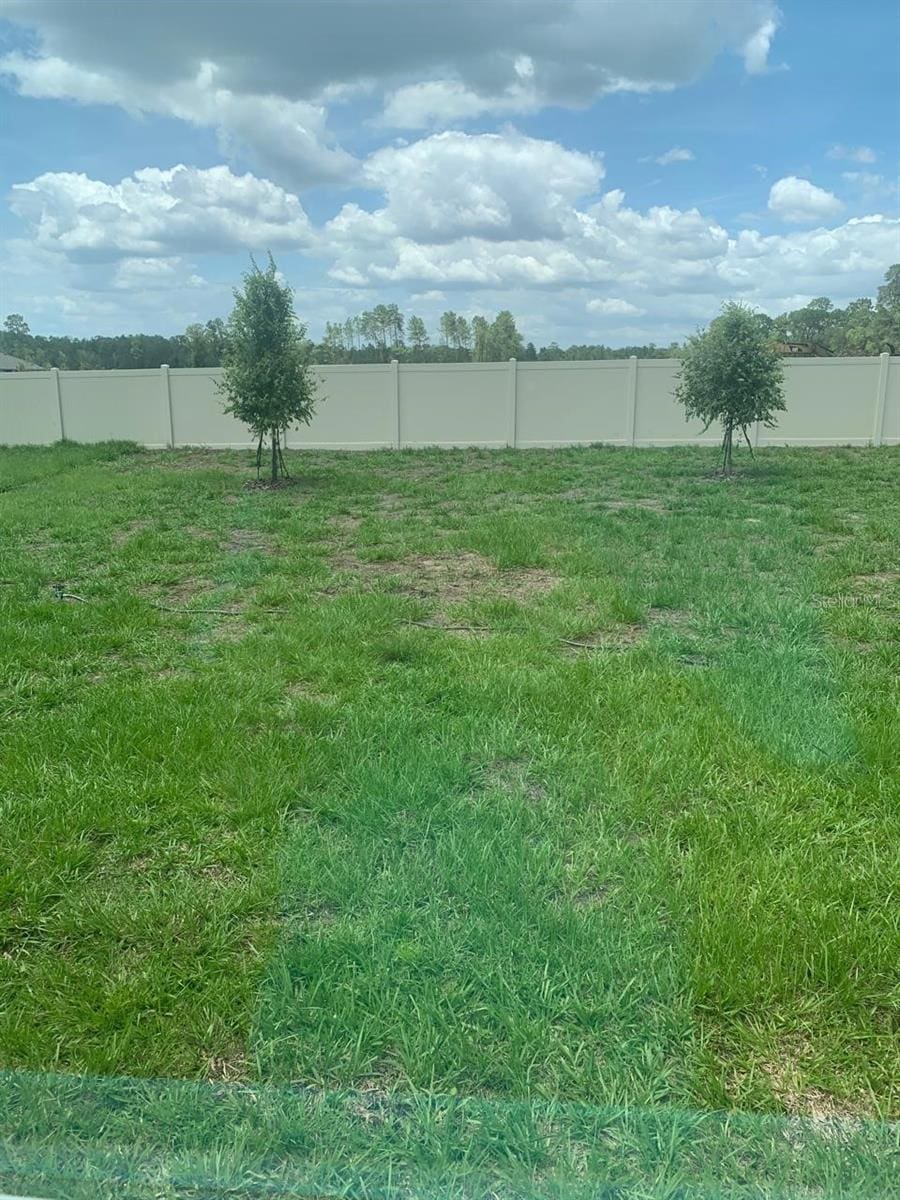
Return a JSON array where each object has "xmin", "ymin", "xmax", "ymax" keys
[
  {"xmin": 142, "ymin": 578, "xmax": 252, "ymax": 641},
  {"xmin": 571, "ymin": 882, "xmax": 615, "ymax": 909},
  {"xmin": 327, "ymin": 514, "xmax": 363, "ymax": 533},
  {"xmin": 760, "ymin": 1056, "xmax": 865, "ymax": 1120},
  {"xmin": 201, "ymin": 615, "xmax": 252, "ymax": 644},
  {"xmin": 225, "ymin": 528, "xmax": 278, "ymax": 554},
  {"xmin": 647, "ymin": 606, "xmax": 692, "ymax": 629},
  {"xmin": 348, "ymin": 1077, "xmax": 406, "ymax": 1126},
  {"xmin": 330, "ymin": 550, "xmax": 559, "ymax": 609},
  {"xmin": 206, "ymin": 1050, "xmax": 251, "ymax": 1083},
  {"xmin": 112, "ymin": 519, "xmax": 151, "ymax": 547},
  {"xmin": 278, "ymin": 902, "xmax": 339, "ymax": 934},
  {"xmin": 197, "ymin": 862, "xmax": 243, "ymax": 885},
  {"xmin": 143, "ymin": 576, "xmax": 215, "ymax": 606},
  {"xmin": 148, "ymin": 450, "xmax": 240, "ymax": 474},
  {"xmin": 377, "ymin": 492, "xmax": 408, "ymax": 510},
  {"xmin": 562, "ymin": 607, "xmax": 691, "ymax": 654},
  {"xmin": 285, "ymin": 680, "xmax": 338, "ymax": 704},
  {"xmin": 733, "ymin": 1034, "xmax": 871, "ymax": 1122},
  {"xmin": 243, "ymin": 477, "xmax": 301, "ymax": 492},
  {"xmin": 561, "ymin": 626, "xmax": 644, "ymax": 653},
  {"xmin": 185, "ymin": 525, "xmax": 216, "ymax": 542},
  {"xmin": 852, "ymin": 571, "xmax": 898, "ymax": 594},
  {"xmin": 477, "ymin": 755, "xmax": 546, "ymax": 802},
  {"xmin": 812, "ymin": 534, "xmax": 853, "ymax": 556}
]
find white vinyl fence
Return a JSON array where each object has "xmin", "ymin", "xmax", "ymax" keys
[{"xmin": 0, "ymin": 355, "xmax": 897, "ymax": 450}]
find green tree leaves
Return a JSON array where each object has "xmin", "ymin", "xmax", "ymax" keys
[
  {"xmin": 676, "ymin": 302, "xmax": 785, "ymax": 474},
  {"xmin": 219, "ymin": 255, "xmax": 319, "ymax": 481}
]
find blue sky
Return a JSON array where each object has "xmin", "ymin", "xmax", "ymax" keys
[{"xmin": 0, "ymin": 0, "xmax": 897, "ymax": 346}]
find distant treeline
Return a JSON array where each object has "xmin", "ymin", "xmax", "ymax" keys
[
  {"xmin": 2, "ymin": 266, "xmax": 897, "ymax": 369},
  {"xmin": 0, "ymin": 308, "xmax": 674, "ymax": 369}
]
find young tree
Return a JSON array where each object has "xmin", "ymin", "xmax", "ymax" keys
[
  {"xmin": 219, "ymin": 255, "xmax": 318, "ymax": 482},
  {"xmin": 676, "ymin": 302, "xmax": 785, "ymax": 475}
]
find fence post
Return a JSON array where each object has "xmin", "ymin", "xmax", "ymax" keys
[
  {"xmin": 160, "ymin": 364, "xmax": 175, "ymax": 448},
  {"xmin": 625, "ymin": 356, "xmax": 638, "ymax": 446},
  {"xmin": 873, "ymin": 352, "xmax": 889, "ymax": 446},
  {"xmin": 390, "ymin": 359, "xmax": 400, "ymax": 449},
  {"xmin": 51, "ymin": 367, "xmax": 65, "ymax": 441},
  {"xmin": 506, "ymin": 358, "xmax": 518, "ymax": 448}
]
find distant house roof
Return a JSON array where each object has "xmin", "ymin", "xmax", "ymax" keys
[
  {"xmin": 773, "ymin": 340, "xmax": 832, "ymax": 357},
  {"xmin": 0, "ymin": 352, "xmax": 41, "ymax": 371}
]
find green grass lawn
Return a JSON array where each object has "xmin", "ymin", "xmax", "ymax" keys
[{"xmin": 0, "ymin": 441, "xmax": 898, "ymax": 1196}]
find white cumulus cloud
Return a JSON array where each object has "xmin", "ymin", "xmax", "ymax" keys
[
  {"xmin": 3, "ymin": 122, "xmax": 896, "ymax": 345},
  {"xmin": 587, "ymin": 298, "xmax": 644, "ymax": 315},
  {"xmin": 319, "ymin": 134, "xmax": 896, "ymax": 315},
  {"xmin": 330, "ymin": 131, "xmax": 604, "ymax": 247},
  {"xmin": 767, "ymin": 176, "xmax": 843, "ymax": 223},
  {"xmin": 8, "ymin": 164, "xmax": 314, "ymax": 259}
]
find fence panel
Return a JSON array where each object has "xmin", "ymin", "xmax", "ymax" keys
[
  {"xmin": 633, "ymin": 360, "xmax": 718, "ymax": 445},
  {"xmin": 301, "ymin": 365, "xmax": 394, "ymax": 448},
  {"xmin": 1, "ymin": 357, "xmax": 897, "ymax": 449},
  {"xmin": 766, "ymin": 358, "xmax": 882, "ymax": 445},
  {"xmin": 0, "ymin": 372, "xmax": 58, "ymax": 444},
  {"xmin": 169, "ymin": 368, "xmax": 249, "ymax": 447},
  {"xmin": 516, "ymin": 361, "xmax": 630, "ymax": 446},
  {"xmin": 882, "ymin": 356, "xmax": 900, "ymax": 445},
  {"xmin": 399, "ymin": 363, "xmax": 507, "ymax": 447},
  {"xmin": 59, "ymin": 370, "xmax": 169, "ymax": 446}
]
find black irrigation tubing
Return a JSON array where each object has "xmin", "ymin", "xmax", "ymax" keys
[{"xmin": 151, "ymin": 602, "xmax": 286, "ymax": 615}]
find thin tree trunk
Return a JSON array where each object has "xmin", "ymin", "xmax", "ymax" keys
[{"xmin": 271, "ymin": 427, "xmax": 277, "ymax": 481}]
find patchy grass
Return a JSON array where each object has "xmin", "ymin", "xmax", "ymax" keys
[{"xmin": 0, "ymin": 441, "xmax": 897, "ymax": 1193}]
